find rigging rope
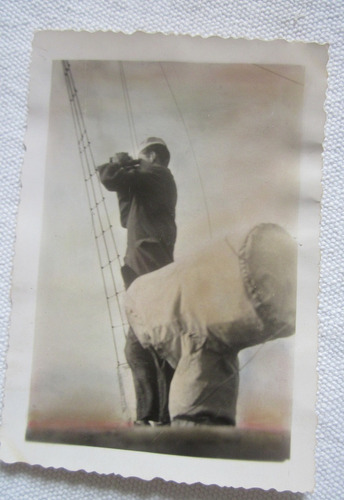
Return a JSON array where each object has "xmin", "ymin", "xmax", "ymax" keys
[
  {"xmin": 119, "ymin": 61, "xmax": 139, "ymax": 153},
  {"xmin": 62, "ymin": 61, "xmax": 131, "ymax": 420},
  {"xmin": 159, "ymin": 62, "xmax": 288, "ymax": 415},
  {"xmin": 160, "ymin": 62, "xmax": 213, "ymax": 239},
  {"xmin": 186, "ymin": 324, "xmax": 290, "ymax": 415},
  {"xmin": 254, "ymin": 64, "xmax": 304, "ymax": 86}
]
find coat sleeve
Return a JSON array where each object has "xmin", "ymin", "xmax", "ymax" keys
[
  {"xmin": 98, "ymin": 162, "xmax": 174, "ymax": 202},
  {"xmin": 97, "ymin": 162, "xmax": 136, "ymax": 192}
]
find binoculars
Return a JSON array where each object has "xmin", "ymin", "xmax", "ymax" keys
[{"xmin": 110, "ymin": 152, "xmax": 140, "ymax": 168}]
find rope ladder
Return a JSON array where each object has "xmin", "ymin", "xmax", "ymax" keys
[{"xmin": 62, "ymin": 60, "xmax": 131, "ymax": 421}]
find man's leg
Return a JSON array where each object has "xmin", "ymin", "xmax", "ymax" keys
[
  {"xmin": 122, "ymin": 265, "xmax": 160, "ymax": 422},
  {"xmin": 169, "ymin": 335, "xmax": 239, "ymax": 426},
  {"xmin": 122, "ymin": 263, "xmax": 174, "ymax": 424},
  {"xmin": 124, "ymin": 328, "xmax": 160, "ymax": 423},
  {"xmin": 148, "ymin": 348, "xmax": 174, "ymax": 425}
]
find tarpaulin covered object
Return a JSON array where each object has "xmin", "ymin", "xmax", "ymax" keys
[{"xmin": 125, "ymin": 224, "xmax": 297, "ymax": 423}]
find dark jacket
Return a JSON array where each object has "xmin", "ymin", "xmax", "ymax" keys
[{"xmin": 98, "ymin": 161, "xmax": 177, "ymax": 277}]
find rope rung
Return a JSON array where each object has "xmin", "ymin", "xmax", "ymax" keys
[
  {"xmin": 94, "ymin": 225, "xmax": 113, "ymax": 239},
  {"xmin": 89, "ymin": 198, "xmax": 106, "ymax": 211},
  {"xmin": 112, "ymin": 323, "xmax": 129, "ymax": 331},
  {"xmin": 77, "ymin": 133, "xmax": 85, "ymax": 145},
  {"xmin": 69, "ymin": 92, "xmax": 77, "ymax": 103},
  {"xmin": 100, "ymin": 256, "xmax": 119, "ymax": 269},
  {"xmin": 84, "ymin": 172, "xmax": 97, "ymax": 182}
]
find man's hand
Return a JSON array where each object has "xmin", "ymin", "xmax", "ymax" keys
[
  {"xmin": 97, "ymin": 152, "xmax": 140, "ymax": 191},
  {"xmin": 110, "ymin": 152, "xmax": 132, "ymax": 165}
]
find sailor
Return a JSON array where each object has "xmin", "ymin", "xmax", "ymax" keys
[
  {"xmin": 125, "ymin": 223, "xmax": 297, "ymax": 426},
  {"xmin": 97, "ymin": 137, "xmax": 177, "ymax": 425}
]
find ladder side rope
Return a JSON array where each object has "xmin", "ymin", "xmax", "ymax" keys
[
  {"xmin": 62, "ymin": 61, "xmax": 129, "ymax": 418},
  {"xmin": 63, "ymin": 63, "xmax": 129, "ymax": 417},
  {"xmin": 160, "ymin": 62, "xmax": 213, "ymax": 239},
  {"xmin": 66, "ymin": 63, "xmax": 127, "ymax": 287},
  {"xmin": 65, "ymin": 68, "xmax": 116, "ymax": 274},
  {"xmin": 63, "ymin": 63, "xmax": 127, "ymax": 339},
  {"xmin": 119, "ymin": 61, "xmax": 139, "ymax": 153},
  {"xmin": 63, "ymin": 62, "xmax": 128, "ymax": 331}
]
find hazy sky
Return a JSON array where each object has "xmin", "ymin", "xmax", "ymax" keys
[{"xmin": 28, "ymin": 60, "xmax": 304, "ymax": 430}]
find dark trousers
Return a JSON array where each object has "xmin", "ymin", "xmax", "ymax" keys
[{"xmin": 122, "ymin": 265, "xmax": 174, "ymax": 423}]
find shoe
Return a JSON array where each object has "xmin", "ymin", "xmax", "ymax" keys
[
  {"xmin": 149, "ymin": 421, "xmax": 171, "ymax": 427},
  {"xmin": 134, "ymin": 419, "xmax": 151, "ymax": 426}
]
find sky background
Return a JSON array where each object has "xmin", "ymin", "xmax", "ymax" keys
[{"xmin": 28, "ymin": 60, "xmax": 304, "ymax": 431}]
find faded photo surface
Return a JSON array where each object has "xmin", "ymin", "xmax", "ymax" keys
[
  {"xmin": 26, "ymin": 59, "xmax": 302, "ymax": 457},
  {"xmin": 0, "ymin": 32, "xmax": 326, "ymax": 492}
]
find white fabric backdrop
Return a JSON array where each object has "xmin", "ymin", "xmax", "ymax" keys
[{"xmin": 0, "ymin": 1, "xmax": 343, "ymax": 498}]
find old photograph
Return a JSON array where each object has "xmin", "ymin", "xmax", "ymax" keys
[{"xmin": 0, "ymin": 32, "xmax": 327, "ymax": 491}]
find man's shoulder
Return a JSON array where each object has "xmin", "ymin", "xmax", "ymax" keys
[
  {"xmin": 149, "ymin": 165, "xmax": 176, "ymax": 184},
  {"xmin": 161, "ymin": 166, "xmax": 176, "ymax": 183}
]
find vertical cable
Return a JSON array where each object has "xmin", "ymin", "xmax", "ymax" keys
[
  {"xmin": 119, "ymin": 61, "xmax": 139, "ymax": 153},
  {"xmin": 160, "ymin": 62, "xmax": 213, "ymax": 239}
]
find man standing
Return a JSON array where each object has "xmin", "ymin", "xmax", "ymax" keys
[{"xmin": 97, "ymin": 137, "xmax": 177, "ymax": 425}]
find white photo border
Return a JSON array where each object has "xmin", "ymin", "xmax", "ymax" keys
[{"xmin": 0, "ymin": 31, "xmax": 328, "ymax": 492}]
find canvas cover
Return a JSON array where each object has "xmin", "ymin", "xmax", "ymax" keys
[
  {"xmin": 125, "ymin": 237, "xmax": 260, "ymax": 367},
  {"xmin": 125, "ymin": 224, "xmax": 296, "ymax": 422},
  {"xmin": 125, "ymin": 224, "xmax": 297, "ymax": 360}
]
